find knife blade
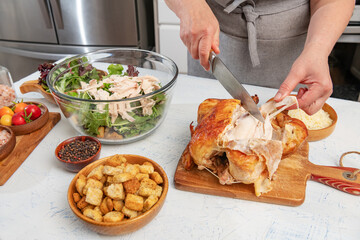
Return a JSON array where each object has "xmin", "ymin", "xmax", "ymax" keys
[{"xmin": 209, "ymin": 51, "xmax": 265, "ymax": 123}]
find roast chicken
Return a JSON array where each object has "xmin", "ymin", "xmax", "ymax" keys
[{"xmin": 182, "ymin": 96, "xmax": 308, "ymax": 196}]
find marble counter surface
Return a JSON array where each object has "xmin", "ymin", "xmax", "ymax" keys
[{"xmin": 1, "ymin": 71, "xmax": 359, "ymax": 240}]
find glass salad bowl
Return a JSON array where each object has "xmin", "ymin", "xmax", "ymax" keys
[{"xmin": 47, "ymin": 48, "xmax": 178, "ymax": 144}]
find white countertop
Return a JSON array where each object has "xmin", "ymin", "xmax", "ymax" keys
[{"xmin": 1, "ymin": 71, "xmax": 360, "ymax": 240}]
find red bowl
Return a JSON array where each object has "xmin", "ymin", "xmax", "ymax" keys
[{"xmin": 55, "ymin": 136, "xmax": 101, "ymax": 172}]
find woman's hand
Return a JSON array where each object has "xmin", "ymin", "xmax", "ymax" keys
[
  {"xmin": 274, "ymin": 0, "xmax": 354, "ymax": 115},
  {"xmin": 165, "ymin": 0, "xmax": 220, "ymax": 70},
  {"xmin": 274, "ymin": 46, "xmax": 333, "ymax": 115}
]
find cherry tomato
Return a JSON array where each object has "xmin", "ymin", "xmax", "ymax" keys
[
  {"xmin": 0, "ymin": 114, "xmax": 12, "ymax": 126},
  {"xmin": 12, "ymin": 112, "xmax": 26, "ymax": 125},
  {"xmin": 0, "ymin": 106, "xmax": 14, "ymax": 118},
  {"xmin": 13, "ymin": 102, "xmax": 28, "ymax": 113},
  {"xmin": 24, "ymin": 104, "xmax": 42, "ymax": 120}
]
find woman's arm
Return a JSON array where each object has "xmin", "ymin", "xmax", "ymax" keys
[
  {"xmin": 275, "ymin": 0, "xmax": 355, "ymax": 115},
  {"xmin": 164, "ymin": 0, "xmax": 220, "ymax": 70}
]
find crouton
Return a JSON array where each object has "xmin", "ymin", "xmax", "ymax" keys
[
  {"xmin": 83, "ymin": 208, "xmax": 103, "ymax": 222},
  {"xmin": 103, "ymin": 165, "xmax": 123, "ymax": 175},
  {"xmin": 113, "ymin": 173, "xmax": 133, "ymax": 183},
  {"xmin": 125, "ymin": 194, "xmax": 144, "ymax": 211},
  {"xmin": 106, "ymin": 155, "xmax": 127, "ymax": 167},
  {"xmin": 73, "ymin": 192, "xmax": 81, "ymax": 203},
  {"xmin": 122, "ymin": 206, "xmax": 138, "ymax": 219},
  {"xmin": 104, "ymin": 183, "xmax": 125, "ymax": 200},
  {"xmin": 106, "ymin": 176, "xmax": 114, "ymax": 184},
  {"xmin": 87, "ymin": 165, "xmax": 104, "ymax": 181},
  {"xmin": 139, "ymin": 164, "xmax": 154, "ymax": 174},
  {"xmin": 77, "ymin": 196, "xmax": 88, "ymax": 209},
  {"xmin": 104, "ymin": 211, "xmax": 125, "ymax": 222},
  {"xmin": 83, "ymin": 178, "xmax": 103, "ymax": 195},
  {"xmin": 94, "ymin": 206, "xmax": 103, "ymax": 216},
  {"xmin": 113, "ymin": 200, "xmax": 125, "ymax": 211},
  {"xmin": 124, "ymin": 164, "xmax": 140, "ymax": 176},
  {"xmin": 123, "ymin": 178, "xmax": 140, "ymax": 194},
  {"xmin": 150, "ymin": 172, "xmax": 163, "ymax": 184},
  {"xmin": 138, "ymin": 186, "xmax": 156, "ymax": 197},
  {"xmin": 81, "ymin": 204, "xmax": 95, "ymax": 213},
  {"xmin": 143, "ymin": 162, "xmax": 154, "ymax": 168},
  {"xmin": 140, "ymin": 178, "xmax": 157, "ymax": 190},
  {"xmin": 85, "ymin": 187, "xmax": 103, "ymax": 206},
  {"xmin": 143, "ymin": 195, "xmax": 159, "ymax": 211},
  {"xmin": 75, "ymin": 175, "xmax": 87, "ymax": 196},
  {"xmin": 100, "ymin": 197, "xmax": 114, "ymax": 215},
  {"xmin": 99, "ymin": 175, "xmax": 107, "ymax": 184},
  {"xmin": 135, "ymin": 173, "xmax": 149, "ymax": 181},
  {"xmin": 154, "ymin": 185, "xmax": 163, "ymax": 198}
]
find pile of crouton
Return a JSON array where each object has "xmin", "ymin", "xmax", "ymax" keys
[{"xmin": 72, "ymin": 154, "xmax": 164, "ymax": 222}]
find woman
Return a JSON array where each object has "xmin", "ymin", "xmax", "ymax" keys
[{"xmin": 164, "ymin": 0, "xmax": 354, "ymax": 115}]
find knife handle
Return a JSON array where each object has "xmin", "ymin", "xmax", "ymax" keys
[{"xmin": 209, "ymin": 50, "xmax": 216, "ymax": 72}]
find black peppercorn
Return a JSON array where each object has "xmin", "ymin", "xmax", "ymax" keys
[{"xmin": 58, "ymin": 140, "xmax": 99, "ymax": 162}]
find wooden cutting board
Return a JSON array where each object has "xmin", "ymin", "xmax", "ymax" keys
[
  {"xmin": 174, "ymin": 142, "xmax": 360, "ymax": 206},
  {"xmin": 0, "ymin": 112, "xmax": 61, "ymax": 185}
]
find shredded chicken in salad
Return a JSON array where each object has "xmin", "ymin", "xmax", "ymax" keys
[{"xmin": 76, "ymin": 75, "xmax": 161, "ymax": 123}]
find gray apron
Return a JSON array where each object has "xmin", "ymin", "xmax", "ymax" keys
[{"xmin": 188, "ymin": 0, "xmax": 310, "ymax": 89}]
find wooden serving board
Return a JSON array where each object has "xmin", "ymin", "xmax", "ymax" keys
[
  {"xmin": 0, "ymin": 112, "xmax": 61, "ymax": 185},
  {"xmin": 174, "ymin": 142, "xmax": 360, "ymax": 206}
]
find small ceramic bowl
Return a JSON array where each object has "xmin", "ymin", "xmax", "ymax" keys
[
  {"xmin": 67, "ymin": 154, "xmax": 169, "ymax": 235},
  {"xmin": 8, "ymin": 101, "xmax": 49, "ymax": 136},
  {"xmin": 55, "ymin": 136, "xmax": 101, "ymax": 172},
  {"xmin": 0, "ymin": 125, "xmax": 16, "ymax": 161},
  {"xmin": 306, "ymin": 103, "xmax": 337, "ymax": 142}
]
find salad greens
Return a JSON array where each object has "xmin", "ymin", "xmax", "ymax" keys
[
  {"xmin": 55, "ymin": 57, "xmax": 100, "ymax": 94},
  {"xmin": 54, "ymin": 57, "xmax": 166, "ymax": 140},
  {"xmin": 38, "ymin": 62, "xmax": 62, "ymax": 93},
  {"xmin": 107, "ymin": 64, "xmax": 124, "ymax": 75}
]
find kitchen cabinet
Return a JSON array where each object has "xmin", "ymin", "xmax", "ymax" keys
[
  {"xmin": 154, "ymin": 0, "xmax": 188, "ymax": 73},
  {"xmin": 0, "ymin": 0, "xmax": 154, "ymax": 81}
]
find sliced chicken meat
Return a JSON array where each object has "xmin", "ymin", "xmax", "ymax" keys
[{"xmin": 76, "ymin": 74, "xmax": 162, "ymax": 123}]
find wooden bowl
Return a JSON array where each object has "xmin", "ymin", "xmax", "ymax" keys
[
  {"xmin": 55, "ymin": 136, "xmax": 101, "ymax": 173},
  {"xmin": 67, "ymin": 154, "xmax": 169, "ymax": 235},
  {"xmin": 7, "ymin": 101, "xmax": 49, "ymax": 136},
  {"xmin": 19, "ymin": 80, "xmax": 57, "ymax": 105},
  {"xmin": 0, "ymin": 126, "xmax": 16, "ymax": 161},
  {"xmin": 307, "ymin": 103, "xmax": 337, "ymax": 142},
  {"xmin": 266, "ymin": 96, "xmax": 337, "ymax": 142}
]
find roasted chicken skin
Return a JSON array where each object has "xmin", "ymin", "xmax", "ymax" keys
[
  {"xmin": 272, "ymin": 112, "xmax": 308, "ymax": 156},
  {"xmin": 189, "ymin": 99, "xmax": 240, "ymax": 169},
  {"xmin": 182, "ymin": 98, "xmax": 308, "ymax": 196}
]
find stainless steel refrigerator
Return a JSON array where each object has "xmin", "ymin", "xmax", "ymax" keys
[{"xmin": 0, "ymin": 0, "xmax": 154, "ymax": 81}]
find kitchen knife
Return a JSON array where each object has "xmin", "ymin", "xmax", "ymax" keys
[{"xmin": 209, "ymin": 51, "xmax": 265, "ymax": 123}]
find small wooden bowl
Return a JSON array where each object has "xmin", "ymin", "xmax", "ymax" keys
[
  {"xmin": 55, "ymin": 136, "xmax": 101, "ymax": 173},
  {"xmin": 8, "ymin": 101, "xmax": 49, "ymax": 136},
  {"xmin": 307, "ymin": 103, "xmax": 337, "ymax": 142},
  {"xmin": 67, "ymin": 154, "xmax": 169, "ymax": 235},
  {"xmin": 0, "ymin": 126, "xmax": 16, "ymax": 161},
  {"xmin": 19, "ymin": 80, "xmax": 57, "ymax": 105},
  {"xmin": 266, "ymin": 96, "xmax": 337, "ymax": 142}
]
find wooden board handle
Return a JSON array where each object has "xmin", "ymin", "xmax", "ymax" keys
[
  {"xmin": 19, "ymin": 80, "xmax": 43, "ymax": 94},
  {"xmin": 19, "ymin": 80, "xmax": 57, "ymax": 105},
  {"xmin": 307, "ymin": 163, "xmax": 360, "ymax": 195}
]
